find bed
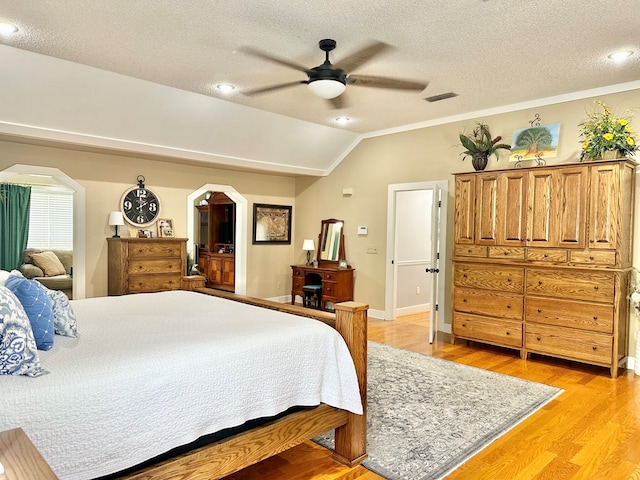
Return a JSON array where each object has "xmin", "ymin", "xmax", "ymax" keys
[{"xmin": 0, "ymin": 288, "xmax": 368, "ymax": 480}]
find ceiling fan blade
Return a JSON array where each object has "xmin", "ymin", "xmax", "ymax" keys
[
  {"xmin": 238, "ymin": 46, "xmax": 310, "ymax": 73},
  {"xmin": 347, "ymin": 74, "xmax": 428, "ymax": 91},
  {"xmin": 334, "ymin": 41, "xmax": 392, "ymax": 73},
  {"xmin": 243, "ymin": 81, "xmax": 306, "ymax": 96}
]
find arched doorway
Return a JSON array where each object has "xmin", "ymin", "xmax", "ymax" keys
[{"xmin": 0, "ymin": 164, "xmax": 86, "ymax": 299}]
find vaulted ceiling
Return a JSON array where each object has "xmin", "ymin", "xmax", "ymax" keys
[{"xmin": 0, "ymin": 1, "xmax": 638, "ymax": 175}]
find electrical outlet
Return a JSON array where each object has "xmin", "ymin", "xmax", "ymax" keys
[
  {"xmin": 366, "ymin": 245, "xmax": 378, "ymax": 254},
  {"xmin": 276, "ymin": 281, "xmax": 281, "ymax": 289},
  {"xmin": 416, "ymin": 286, "xmax": 420, "ymax": 294}
]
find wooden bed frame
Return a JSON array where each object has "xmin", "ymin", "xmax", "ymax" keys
[{"xmin": 117, "ymin": 286, "xmax": 368, "ymax": 480}]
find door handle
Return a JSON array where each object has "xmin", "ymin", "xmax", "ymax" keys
[{"xmin": 425, "ymin": 268, "xmax": 440, "ymax": 273}]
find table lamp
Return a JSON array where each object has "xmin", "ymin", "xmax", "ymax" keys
[
  {"xmin": 109, "ymin": 211, "xmax": 125, "ymax": 238},
  {"xmin": 302, "ymin": 239, "xmax": 315, "ymax": 265}
]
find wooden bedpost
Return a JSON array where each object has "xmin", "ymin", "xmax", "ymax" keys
[{"xmin": 333, "ymin": 301, "xmax": 368, "ymax": 466}]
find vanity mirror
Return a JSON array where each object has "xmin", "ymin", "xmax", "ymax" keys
[{"xmin": 318, "ymin": 218, "xmax": 346, "ymax": 263}]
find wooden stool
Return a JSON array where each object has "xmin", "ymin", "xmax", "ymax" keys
[{"xmin": 302, "ymin": 285, "xmax": 322, "ymax": 309}]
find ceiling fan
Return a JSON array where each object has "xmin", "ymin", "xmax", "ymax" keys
[{"xmin": 240, "ymin": 39, "xmax": 428, "ymax": 108}]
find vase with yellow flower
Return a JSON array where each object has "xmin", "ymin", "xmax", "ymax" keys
[{"xmin": 579, "ymin": 100, "xmax": 638, "ymax": 161}]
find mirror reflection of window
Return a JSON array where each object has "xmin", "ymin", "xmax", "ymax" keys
[{"xmin": 320, "ymin": 221, "xmax": 343, "ymax": 261}]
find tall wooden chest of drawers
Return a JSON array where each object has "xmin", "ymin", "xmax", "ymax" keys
[
  {"xmin": 108, "ymin": 238, "xmax": 187, "ymax": 295},
  {"xmin": 452, "ymin": 159, "xmax": 635, "ymax": 377}
]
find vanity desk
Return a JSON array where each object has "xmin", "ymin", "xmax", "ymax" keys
[
  {"xmin": 291, "ymin": 264, "xmax": 354, "ymax": 311},
  {"xmin": 291, "ymin": 218, "xmax": 354, "ymax": 311}
]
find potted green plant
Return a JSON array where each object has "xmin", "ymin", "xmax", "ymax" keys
[
  {"xmin": 579, "ymin": 100, "xmax": 638, "ymax": 161},
  {"xmin": 459, "ymin": 123, "xmax": 511, "ymax": 171}
]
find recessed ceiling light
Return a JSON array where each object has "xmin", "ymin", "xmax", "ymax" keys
[
  {"xmin": 215, "ymin": 83, "xmax": 236, "ymax": 93},
  {"xmin": 607, "ymin": 50, "xmax": 634, "ymax": 61},
  {"xmin": 0, "ymin": 22, "xmax": 18, "ymax": 35},
  {"xmin": 335, "ymin": 117, "xmax": 350, "ymax": 125}
]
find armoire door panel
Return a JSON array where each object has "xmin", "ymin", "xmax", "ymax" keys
[
  {"xmin": 497, "ymin": 172, "xmax": 527, "ymax": 244},
  {"xmin": 557, "ymin": 167, "xmax": 587, "ymax": 248},
  {"xmin": 454, "ymin": 175, "xmax": 476, "ymax": 244},
  {"xmin": 475, "ymin": 174, "xmax": 498, "ymax": 245},
  {"xmin": 527, "ymin": 170, "xmax": 555, "ymax": 246},
  {"xmin": 589, "ymin": 163, "xmax": 619, "ymax": 250}
]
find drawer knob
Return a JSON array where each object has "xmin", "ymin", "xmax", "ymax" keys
[
  {"xmin": 589, "ymin": 256, "xmax": 594, "ymax": 260},
  {"xmin": 462, "ymin": 323, "xmax": 467, "ymax": 327},
  {"xmin": 543, "ymin": 254, "xmax": 548, "ymax": 258},
  {"xmin": 594, "ymin": 286, "xmax": 599, "ymax": 291},
  {"xmin": 507, "ymin": 278, "xmax": 511, "ymax": 282},
  {"xmin": 592, "ymin": 346, "xmax": 597, "ymax": 351},
  {"xmin": 537, "ymin": 309, "xmax": 542, "ymax": 313},
  {"xmin": 590, "ymin": 240, "xmax": 594, "ymax": 243},
  {"xmin": 538, "ymin": 281, "xmax": 543, "ymax": 285},
  {"xmin": 462, "ymin": 299, "xmax": 467, "ymax": 303},
  {"xmin": 463, "ymin": 274, "xmax": 467, "ymax": 278},
  {"xmin": 536, "ymin": 336, "xmax": 541, "ymax": 341},
  {"xmin": 506, "ymin": 304, "xmax": 511, "ymax": 309},
  {"xmin": 504, "ymin": 252, "xmax": 508, "ymax": 256},
  {"xmin": 506, "ymin": 331, "xmax": 510, "ymax": 335},
  {"xmin": 593, "ymin": 316, "xmax": 598, "ymax": 320}
]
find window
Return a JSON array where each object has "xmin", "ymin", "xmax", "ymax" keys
[{"xmin": 27, "ymin": 185, "xmax": 74, "ymax": 249}]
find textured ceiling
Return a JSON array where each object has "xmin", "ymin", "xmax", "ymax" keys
[{"xmin": 1, "ymin": 0, "xmax": 638, "ymax": 135}]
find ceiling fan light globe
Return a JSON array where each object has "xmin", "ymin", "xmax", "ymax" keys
[{"xmin": 307, "ymin": 79, "xmax": 346, "ymax": 99}]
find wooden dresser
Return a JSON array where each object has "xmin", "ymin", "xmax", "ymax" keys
[
  {"xmin": 108, "ymin": 237, "xmax": 187, "ymax": 295},
  {"xmin": 452, "ymin": 158, "xmax": 635, "ymax": 377},
  {"xmin": 291, "ymin": 264, "xmax": 354, "ymax": 311}
]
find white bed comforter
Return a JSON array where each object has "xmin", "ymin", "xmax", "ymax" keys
[{"xmin": 0, "ymin": 290, "xmax": 362, "ymax": 480}]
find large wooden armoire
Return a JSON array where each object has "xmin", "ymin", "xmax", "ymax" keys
[
  {"xmin": 452, "ymin": 158, "xmax": 636, "ymax": 377},
  {"xmin": 196, "ymin": 192, "xmax": 235, "ymax": 291}
]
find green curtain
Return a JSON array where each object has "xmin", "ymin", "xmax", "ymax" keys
[{"xmin": 0, "ymin": 183, "xmax": 31, "ymax": 271}]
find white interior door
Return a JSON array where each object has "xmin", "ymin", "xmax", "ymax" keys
[{"xmin": 385, "ymin": 181, "xmax": 448, "ymax": 341}]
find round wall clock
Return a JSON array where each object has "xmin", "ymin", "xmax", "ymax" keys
[{"xmin": 120, "ymin": 175, "xmax": 161, "ymax": 228}]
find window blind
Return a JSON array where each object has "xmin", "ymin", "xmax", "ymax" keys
[{"xmin": 27, "ymin": 185, "xmax": 74, "ymax": 249}]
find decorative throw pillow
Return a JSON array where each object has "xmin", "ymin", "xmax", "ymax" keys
[
  {"xmin": 0, "ymin": 286, "xmax": 49, "ymax": 377},
  {"xmin": 4, "ymin": 275, "xmax": 55, "ymax": 351},
  {"xmin": 46, "ymin": 289, "xmax": 77, "ymax": 337},
  {"xmin": 0, "ymin": 270, "xmax": 10, "ymax": 286},
  {"xmin": 31, "ymin": 251, "xmax": 66, "ymax": 277}
]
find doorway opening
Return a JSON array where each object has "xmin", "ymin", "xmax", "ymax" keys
[{"xmin": 385, "ymin": 181, "xmax": 448, "ymax": 342}]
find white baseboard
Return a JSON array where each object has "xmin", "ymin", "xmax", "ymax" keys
[{"xmin": 628, "ymin": 356, "xmax": 636, "ymax": 371}]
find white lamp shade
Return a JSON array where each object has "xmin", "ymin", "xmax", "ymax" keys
[
  {"xmin": 307, "ymin": 79, "xmax": 346, "ymax": 99},
  {"xmin": 108, "ymin": 211, "xmax": 125, "ymax": 226},
  {"xmin": 302, "ymin": 239, "xmax": 315, "ymax": 251}
]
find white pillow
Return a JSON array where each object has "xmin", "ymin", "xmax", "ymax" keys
[{"xmin": 0, "ymin": 270, "xmax": 10, "ymax": 286}]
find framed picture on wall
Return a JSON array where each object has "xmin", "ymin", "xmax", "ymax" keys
[
  {"xmin": 158, "ymin": 218, "xmax": 174, "ymax": 238},
  {"xmin": 252, "ymin": 204, "xmax": 292, "ymax": 244}
]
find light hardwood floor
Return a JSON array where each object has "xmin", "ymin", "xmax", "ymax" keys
[{"xmin": 228, "ymin": 313, "xmax": 640, "ymax": 480}]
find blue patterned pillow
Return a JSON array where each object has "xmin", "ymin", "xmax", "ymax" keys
[
  {"xmin": 46, "ymin": 289, "xmax": 77, "ymax": 337},
  {"xmin": 0, "ymin": 286, "xmax": 49, "ymax": 377},
  {"xmin": 5, "ymin": 275, "xmax": 55, "ymax": 351}
]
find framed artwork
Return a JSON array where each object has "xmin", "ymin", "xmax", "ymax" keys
[
  {"xmin": 158, "ymin": 218, "xmax": 174, "ymax": 238},
  {"xmin": 253, "ymin": 204, "xmax": 292, "ymax": 244},
  {"xmin": 138, "ymin": 229, "xmax": 153, "ymax": 238},
  {"xmin": 509, "ymin": 123, "xmax": 561, "ymax": 162}
]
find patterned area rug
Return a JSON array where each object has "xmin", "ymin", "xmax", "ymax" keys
[{"xmin": 315, "ymin": 341, "xmax": 563, "ymax": 480}]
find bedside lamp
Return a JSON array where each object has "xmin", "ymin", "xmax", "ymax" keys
[
  {"xmin": 108, "ymin": 211, "xmax": 125, "ymax": 238},
  {"xmin": 302, "ymin": 239, "xmax": 315, "ymax": 265}
]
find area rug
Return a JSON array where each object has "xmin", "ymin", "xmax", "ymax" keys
[{"xmin": 314, "ymin": 341, "xmax": 563, "ymax": 480}]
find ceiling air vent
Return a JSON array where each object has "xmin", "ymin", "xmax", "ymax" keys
[{"xmin": 424, "ymin": 92, "xmax": 458, "ymax": 102}]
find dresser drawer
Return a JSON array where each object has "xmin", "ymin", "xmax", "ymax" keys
[
  {"xmin": 526, "ymin": 248, "xmax": 567, "ymax": 263},
  {"xmin": 525, "ymin": 324, "xmax": 612, "ymax": 365},
  {"xmin": 488, "ymin": 247, "xmax": 525, "ymax": 260},
  {"xmin": 128, "ymin": 242, "xmax": 182, "ymax": 258},
  {"xmin": 569, "ymin": 250, "xmax": 616, "ymax": 266},
  {"xmin": 128, "ymin": 258, "xmax": 183, "ymax": 275},
  {"xmin": 322, "ymin": 281, "xmax": 337, "ymax": 298},
  {"xmin": 454, "ymin": 263, "xmax": 524, "ymax": 293},
  {"xmin": 453, "ymin": 287, "xmax": 523, "ymax": 320},
  {"xmin": 525, "ymin": 296, "xmax": 613, "ymax": 333},
  {"xmin": 128, "ymin": 274, "xmax": 182, "ymax": 293},
  {"xmin": 453, "ymin": 312, "xmax": 522, "ymax": 347},
  {"xmin": 292, "ymin": 267, "xmax": 306, "ymax": 278},
  {"xmin": 526, "ymin": 268, "xmax": 614, "ymax": 303},
  {"xmin": 454, "ymin": 244, "xmax": 487, "ymax": 258}
]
